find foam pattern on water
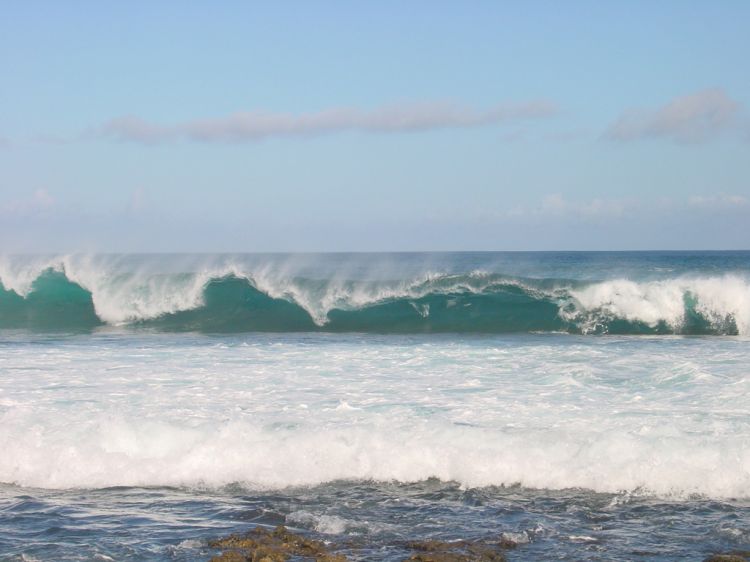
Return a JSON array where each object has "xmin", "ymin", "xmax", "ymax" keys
[{"xmin": 1, "ymin": 333, "xmax": 748, "ymax": 498}]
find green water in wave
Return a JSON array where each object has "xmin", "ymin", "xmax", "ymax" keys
[
  {"xmin": 0, "ymin": 271, "xmax": 101, "ymax": 330},
  {"xmin": 0, "ymin": 271, "xmax": 740, "ymax": 334}
]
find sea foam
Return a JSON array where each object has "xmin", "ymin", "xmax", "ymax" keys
[{"xmin": 0, "ymin": 333, "xmax": 748, "ymax": 497}]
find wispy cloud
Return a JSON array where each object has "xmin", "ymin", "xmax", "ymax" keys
[
  {"xmin": 496, "ymin": 192, "xmax": 750, "ymax": 223},
  {"xmin": 543, "ymin": 128, "xmax": 592, "ymax": 142},
  {"xmin": 604, "ymin": 89, "xmax": 743, "ymax": 144},
  {"xmin": 1, "ymin": 189, "xmax": 56, "ymax": 216},
  {"xmin": 32, "ymin": 134, "xmax": 74, "ymax": 146},
  {"xmin": 128, "ymin": 187, "xmax": 147, "ymax": 213},
  {"xmin": 688, "ymin": 193, "xmax": 748, "ymax": 208},
  {"xmin": 492, "ymin": 194, "xmax": 636, "ymax": 223},
  {"xmin": 96, "ymin": 100, "xmax": 559, "ymax": 144},
  {"xmin": 540, "ymin": 193, "xmax": 630, "ymax": 218}
]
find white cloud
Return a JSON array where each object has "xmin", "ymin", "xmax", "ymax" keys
[
  {"xmin": 604, "ymin": 89, "xmax": 742, "ymax": 144},
  {"xmin": 688, "ymin": 194, "xmax": 748, "ymax": 208},
  {"xmin": 498, "ymin": 193, "xmax": 750, "ymax": 222},
  {"xmin": 128, "ymin": 187, "xmax": 146, "ymax": 212},
  {"xmin": 32, "ymin": 134, "xmax": 73, "ymax": 145},
  {"xmin": 33, "ymin": 188, "xmax": 55, "ymax": 207},
  {"xmin": 531, "ymin": 194, "xmax": 631, "ymax": 219},
  {"xmin": 98, "ymin": 100, "xmax": 559, "ymax": 144},
  {"xmin": 1, "ymin": 189, "xmax": 56, "ymax": 216},
  {"xmin": 543, "ymin": 128, "xmax": 591, "ymax": 142}
]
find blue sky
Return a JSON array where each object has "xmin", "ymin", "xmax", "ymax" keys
[{"xmin": 1, "ymin": 1, "xmax": 749, "ymax": 251}]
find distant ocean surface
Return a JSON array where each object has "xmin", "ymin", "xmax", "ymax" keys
[{"xmin": 0, "ymin": 252, "xmax": 748, "ymax": 561}]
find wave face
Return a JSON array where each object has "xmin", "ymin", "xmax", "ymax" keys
[{"xmin": 1, "ymin": 253, "xmax": 749, "ymax": 334}]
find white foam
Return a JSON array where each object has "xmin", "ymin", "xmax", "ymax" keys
[
  {"xmin": 287, "ymin": 511, "xmax": 350, "ymax": 534},
  {"xmin": 564, "ymin": 275, "xmax": 750, "ymax": 334},
  {"xmin": 0, "ymin": 335, "xmax": 748, "ymax": 498},
  {"xmin": 0, "ymin": 254, "xmax": 244, "ymax": 324},
  {"xmin": 176, "ymin": 539, "xmax": 203, "ymax": 549},
  {"xmin": 250, "ymin": 268, "xmax": 510, "ymax": 325},
  {"xmin": 0, "ymin": 254, "xmax": 66, "ymax": 296},
  {"xmin": 500, "ymin": 531, "xmax": 530, "ymax": 545},
  {"xmin": 0, "ymin": 415, "xmax": 748, "ymax": 497}
]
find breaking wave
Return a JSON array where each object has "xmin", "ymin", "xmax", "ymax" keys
[
  {"xmin": 2, "ymin": 415, "xmax": 748, "ymax": 497},
  {"xmin": 0, "ymin": 255, "xmax": 748, "ymax": 334}
]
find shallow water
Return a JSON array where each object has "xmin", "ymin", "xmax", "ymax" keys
[{"xmin": 0, "ymin": 480, "xmax": 748, "ymax": 561}]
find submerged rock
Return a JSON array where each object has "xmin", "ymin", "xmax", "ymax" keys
[
  {"xmin": 207, "ymin": 525, "xmax": 518, "ymax": 562},
  {"xmin": 405, "ymin": 539, "xmax": 507, "ymax": 562},
  {"xmin": 704, "ymin": 554, "xmax": 750, "ymax": 562},
  {"xmin": 208, "ymin": 525, "xmax": 347, "ymax": 562}
]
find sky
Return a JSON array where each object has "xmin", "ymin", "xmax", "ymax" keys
[{"xmin": 1, "ymin": 0, "xmax": 749, "ymax": 252}]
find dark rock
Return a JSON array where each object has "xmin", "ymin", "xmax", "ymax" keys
[
  {"xmin": 405, "ymin": 539, "xmax": 506, "ymax": 562},
  {"xmin": 210, "ymin": 552, "xmax": 248, "ymax": 562},
  {"xmin": 704, "ymin": 555, "xmax": 749, "ymax": 562},
  {"xmin": 208, "ymin": 525, "xmax": 347, "ymax": 562}
]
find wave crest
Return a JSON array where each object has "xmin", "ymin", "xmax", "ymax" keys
[{"xmin": 0, "ymin": 255, "xmax": 748, "ymax": 334}]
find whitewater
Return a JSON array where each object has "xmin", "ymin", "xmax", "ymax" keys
[{"xmin": 0, "ymin": 252, "xmax": 749, "ymax": 561}]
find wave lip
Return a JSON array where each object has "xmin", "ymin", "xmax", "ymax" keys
[
  {"xmin": 563, "ymin": 276, "xmax": 748, "ymax": 335},
  {"xmin": 0, "ymin": 255, "xmax": 748, "ymax": 334}
]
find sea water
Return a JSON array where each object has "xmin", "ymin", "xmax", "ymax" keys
[{"xmin": 0, "ymin": 252, "xmax": 748, "ymax": 560}]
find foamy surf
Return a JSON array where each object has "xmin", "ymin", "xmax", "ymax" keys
[
  {"xmin": 2, "ymin": 415, "xmax": 748, "ymax": 497},
  {"xmin": 1, "ymin": 330, "xmax": 748, "ymax": 498}
]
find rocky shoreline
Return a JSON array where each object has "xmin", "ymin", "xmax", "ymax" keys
[
  {"xmin": 207, "ymin": 525, "xmax": 750, "ymax": 562},
  {"xmin": 208, "ymin": 525, "xmax": 512, "ymax": 562}
]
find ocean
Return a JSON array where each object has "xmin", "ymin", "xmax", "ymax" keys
[{"xmin": 0, "ymin": 252, "xmax": 748, "ymax": 561}]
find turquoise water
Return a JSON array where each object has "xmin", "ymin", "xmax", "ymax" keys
[{"xmin": 0, "ymin": 252, "xmax": 749, "ymax": 560}]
